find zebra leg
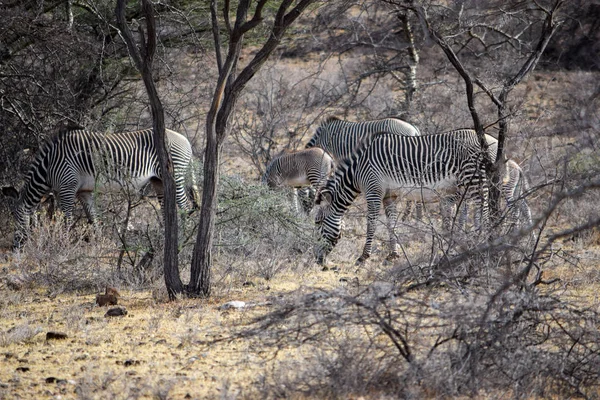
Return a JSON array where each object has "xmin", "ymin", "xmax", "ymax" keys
[
  {"xmin": 174, "ymin": 174, "xmax": 191, "ymax": 211},
  {"xmin": 291, "ymin": 188, "xmax": 300, "ymax": 214},
  {"xmin": 473, "ymin": 184, "xmax": 490, "ymax": 232},
  {"xmin": 440, "ymin": 195, "xmax": 457, "ymax": 231},
  {"xmin": 415, "ymin": 202, "xmax": 423, "ymax": 221},
  {"xmin": 357, "ymin": 197, "xmax": 383, "ymax": 264},
  {"xmin": 458, "ymin": 202, "xmax": 469, "ymax": 230},
  {"xmin": 56, "ymin": 185, "xmax": 78, "ymax": 227},
  {"xmin": 400, "ymin": 200, "xmax": 412, "ymax": 222},
  {"xmin": 383, "ymin": 196, "xmax": 400, "ymax": 261},
  {"xmin": 77, "ymin": 191, "xmax": 97, "ymax": 224},
  {"xmin": 297, "ymin": 187, "xmax": 315, "ymax": 214},
  {"xmin": 519, "ymin": 198, "xmax": 532, "ymax": 227},
  {"xmin": 150, "ymin": 178, "xmax": 165, "ymax": 209}
]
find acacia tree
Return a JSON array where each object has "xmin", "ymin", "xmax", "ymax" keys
[
  {"xmin": 188, "ymin": 0, "xmax": 318, "ymax": 297},
  {"xmin": 396, "ymin": 0, "xmax": 565, "ymax": 220},
  {"xmin": 115, "ymin": 0, "xmax": 183, "ymax": 298}
]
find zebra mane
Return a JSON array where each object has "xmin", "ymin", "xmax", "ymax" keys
[
  {"xmin": 323, "ymin": 131, "xmax": 386, "ymax": 193},
  {"xmin": 323, "ymin": 115, "xmax": 342, "ymax": 124}
]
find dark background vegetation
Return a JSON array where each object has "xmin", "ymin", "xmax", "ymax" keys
[{"xmin": 1, "ymin": 0, "xmax": 599, "ymax": 398}]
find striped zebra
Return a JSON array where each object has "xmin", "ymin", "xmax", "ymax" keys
[
  {"xmin": 5, "ymin": 128, "xmax": 200, "ymax": 247},
  {"xmin": 306, "ymin": 116, "xmax": 422, "ymax": 219},
  {"xmin": 306, "ymin": 116, "xmax": 421, "ymax": 158},
  {"xmin": 263, "ymin": 147, "xmax": 334, "ymax": 213},
  {"xmin": 498, "ymin": 158, "xmax": 532, "ymax": 229},
  {"xmin": 313, "ymin": 129, "xmax": 494, "ymax": 265}
]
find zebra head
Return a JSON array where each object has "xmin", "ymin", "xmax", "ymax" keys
[
  {"xmin": 1, "ymin": 186, "xmax": 31, "ymax": 248},
  {"xmin": 313, "ymin": 187, "xmax": 343, "ymax": 265}
]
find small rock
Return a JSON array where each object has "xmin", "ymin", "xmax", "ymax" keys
[
  {"xmin": 242, "ymin": 281, "xmax": 255, "ymax": 287},
  {"xmin": 104, "ymin": 307, "xmax": 127, "ymax": 317},
  {"xmin": 46, "ymin": 332, "xmax": 68, "ymax": 341},
  {"xmin": 218, "ymin": 301, "xmax": 246, "ymax": 311},
  {"xmin": 105, "ymin": 287, "xmax": 120, "ymax": 298},
  {"xmin": 16, "ymin": 366, "xmax": 30, "ymax": 373},
  {"xmin": 45, "ymin": 377, "xmax": 57, "ymax": 384},
  {"xmin": 123, "ymin": 359, "xmax": 139, "ymax": 367},
  {"xmin": 96, "ymin": 294, "xmax": 118, "ymax": 307}
]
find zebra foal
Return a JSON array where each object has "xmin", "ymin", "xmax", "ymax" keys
[{"xmin": 262, "ymin": 147, "xmax": 334, "ymax": 213}]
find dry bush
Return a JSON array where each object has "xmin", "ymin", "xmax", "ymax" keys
[
  {"xmin": 10, "ymin": 213, "xmax": 116, "ymax": 293},
  {"xmin": 211, "ymin": 174, "xmax": 318, "ymax": 287},
  {"xmin": 230, "ymin": 264, "xmax": 600, "ymax": 398},
  {"xmin": 206, "ymin": 176, "xmax": 600, "ymax": 399},
  {"xmin": 0, "ymin": 322, "xmax": 43, "ymax": 347}
]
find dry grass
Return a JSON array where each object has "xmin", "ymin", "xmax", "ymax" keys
[
  {"xmin": 1, "ymin": 219, "xmax": 599, "ymax": 399},
  {"xmin": 0, "ymin": 253, "xmax": 357, "ymax": 399}
]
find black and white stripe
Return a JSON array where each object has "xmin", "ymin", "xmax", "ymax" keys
[
  {"xmin": 263, "ymin": 147, "xmax": 334, "ymax": 189},
  {"xmin": 13, "ymin": 128, "xmax": 199, "ymax": 246},
  {"xmin": 262, "ymin": 147, "xmax": 334, "ymax": 213},
  {"xmin": 306, "ymin": 116, "xmax": 421, "ymax": 161},
  {"xmin": 314, "ymin": 129, "xmax": 492, "ymax": 265}
]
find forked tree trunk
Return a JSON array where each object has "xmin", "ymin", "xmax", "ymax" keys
[
  {"xmin": 414, "ymin": 2, "xmax": 563, "ymax": 227},
  {"xmin": 116, "ymin": 0, "xmax": 183, "ymax": 299},
  {"xmin": 187, "ymin": 0, "xmax": 317, "ymax": 298}
]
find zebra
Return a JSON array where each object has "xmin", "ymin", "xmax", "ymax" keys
[
  {"xmin": 306, "ymin": 116, "xmax": 421, "ymax": 158},
  {"xmin": 263, "ymin": 147, "xmax": 334, "ymax": 213},
  {"xmin": 497, "ymin": 157, "xmax": 532, "ymax": 229},
  {"xmin": 306, "ymin": 116, "xmax": 422, "ymax": 219},
  {"xmin": 313, "ymin": 129, "xmax": 494, "ymax": 265},
  {"xmin": 5, "ymin": 128, "xmax": 200, "ymax": 247},
  {"xmin": 449, "ymin": 152, "xmax": 532, "ymax": 231}
]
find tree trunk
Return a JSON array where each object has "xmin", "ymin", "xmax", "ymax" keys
[
  {"xmin": 188, "ymin": 125, "xmax": 220, "ymax": 297},
  {"xmin": 187, "ymin": 0, "xmax": 316, "ymax": 298},
  {"xmin": 116, "ymin": 0, "xmax": 183, "ymax": 299}
]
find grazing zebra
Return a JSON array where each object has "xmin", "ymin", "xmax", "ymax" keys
[
  {"xmin": 498, "ymin": 158, "xmax": 532, "ymax": 229},
  {"xmin": 313, "ymin": 130, "xmax": 494, "ymax": 265},
  {"xmin": 306, "ymin": 116, "xmax": 422, "ymax": 219},
  {"xmin": 5, "ymin": 128, "xmax": 200, "ymax": 247},
  {"xmin": 263, "ymin": 147, "xmax": 334, "ymax": 213}
]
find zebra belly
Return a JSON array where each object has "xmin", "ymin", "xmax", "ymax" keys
[
  {"xmin": 284, "ymin": 174, "xmax": 311, "ymax": 188},
  {"xmin": 77, "ymin": 173, "xmax": 155, "ymax": 193},
  {"xmin": 385, "ymin": 176, "xmax": 458, "ymax": 202}
]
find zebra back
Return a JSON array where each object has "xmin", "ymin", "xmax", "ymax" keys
[{"xmin": 306, "ymin": 117, "xmax": 421, "ymax": 161}]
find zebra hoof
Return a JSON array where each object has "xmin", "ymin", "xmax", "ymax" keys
[
  {"xmin": 385, "ymin": 252, "xmax": 400, "ymax": 262},
  {"xmin": 355, "ymin": 256, "xmax": 369, "ymax": 265}
]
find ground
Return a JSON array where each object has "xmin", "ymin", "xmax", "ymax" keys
[{"xmin": 0, "ymin": 252, "xmax": 356, "ymax": 399}]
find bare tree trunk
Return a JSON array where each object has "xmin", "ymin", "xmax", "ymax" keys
[
  {"xmin": 398, "ymin": 12, "xmax": 419, "ymax": 111},
  {"xmin": 188, "ymin": 121, "xmax": 221, "ymax": 297},
  {"xmin": 115, "ymin": 0, "xmax": 183, "ymax": 299},
  {"xmin": 65, "ymin": 0, "xmax": 74, "ymax": 32},
  {"xmin": 187, "ymin": 0, "xmax": 317, "ymax": 297}
]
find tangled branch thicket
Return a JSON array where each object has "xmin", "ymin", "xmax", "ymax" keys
[
  {"xmin": 201, "ymin": 175, "xmax": 600, "ymax": 398},
  {"xmin": 7, "ymin": 173, "xmax": 317, "ymax": 293},
  {"xmin": 220, "ymin": 256, "xmax": 600, "ymax": 397}
]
